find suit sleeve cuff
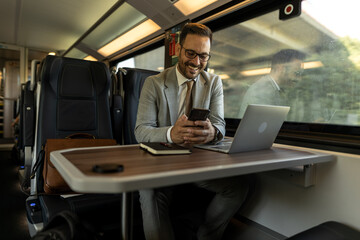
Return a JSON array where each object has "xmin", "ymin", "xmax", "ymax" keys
[{"xmin": 167, "ymin": 126, "xmax": 173, "ymax": 143}]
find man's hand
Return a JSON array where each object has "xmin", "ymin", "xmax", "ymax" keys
[
  {"xmin": 170, "ymin": 115, "xmax": 198, "ymax": 144},
  {"xmin": 171, "ymin": 115, "xmax": 217, "ymax": 145},
  {"xmin": 183, "ymin": 118, "xmax": 216, "ymax": 144}
]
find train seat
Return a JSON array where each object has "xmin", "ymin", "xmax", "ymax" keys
[
  {"xmin": 109, "ymin": 67, "xmax": 160, "ymax": 144},
  {"xmin": 287, "ymin": 221, "xmax": 360, "ymax": 240},
  {"xmin": 109, "ymin": 67, "xmax": 124, "ymax": 144},
  {"xmin": 16, "ymin": 60, "xmax": 39, "ymax": 186},
  {"xmin": 16, "ymin": 83, "xmax": 26, "ymax": 165},
  {"xmin": 20, "ymin": 81, "xmax": 36, "ymax": 179},
  {"xmin": 118, "ymin": 67, "xmax": 160, "ymax": 144},
  {"xmin": 26, "ymin": 55, "xmax": 121, "ymax": 237}
]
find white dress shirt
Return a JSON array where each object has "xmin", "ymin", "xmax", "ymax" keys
[{"xmin": 166, "ymin": 64, "xmax": 199, "ymax": 142}]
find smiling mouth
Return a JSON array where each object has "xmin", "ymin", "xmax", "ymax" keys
[{"xmin": 187, "ymin": 65, "xmax": 200, "ymax": 72}]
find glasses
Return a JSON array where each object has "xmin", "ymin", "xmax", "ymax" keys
[
  {"xmin": 294, "ymin": 70, "xmax": 303, "ymax": 77},
  {"xmin": 181, "ymin": 46, "xmax": 211, "ymax": 62}
]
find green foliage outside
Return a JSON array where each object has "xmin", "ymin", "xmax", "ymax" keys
[
  {"xmin": 222, "ymin": 37, "xmax": 360, "ymax": 126},
  {"xmin": 290, "ymin": 37, "xmax": 360, "ymax": 125}
]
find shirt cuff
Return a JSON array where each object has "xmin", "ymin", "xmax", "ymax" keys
[{"xmin": 167, "ymin": 126, "xmax": 173, "ymax": 143}]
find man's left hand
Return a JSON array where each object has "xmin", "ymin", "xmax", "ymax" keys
[{"xmin": 183, "ymin": 119, "xmax": 215, "ymax": 144}]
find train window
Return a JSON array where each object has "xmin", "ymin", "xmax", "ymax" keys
[
  {"xmin": 210, "ymin": 0, "xmax": 360, "ymax": 127},
  {"xmin": 64, "ymin": 2, "xmax": 147, "ymax": 60},
  {"xmin": 116, "ymin": 46, "xmax": 164, "ymax": 71},
  {"xmin": 82, "ymin": 3, "xmax": 146, "ymax": 53},
  {"xmin": 65, "ymin": 48, "xmax": 88, "ymax": 60}
]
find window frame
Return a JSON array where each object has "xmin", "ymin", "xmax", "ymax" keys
[
  {"xmin": 110, "ymin": 0, "xmax": 360, "ymax": 154},
  {"xmin": 205, "ymin": 0, "xmax": 360, "ymax": 155}
]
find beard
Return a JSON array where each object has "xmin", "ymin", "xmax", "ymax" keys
[{"xmin": 178, "ymin": 60, "xmax": 205, "ymax": 79}]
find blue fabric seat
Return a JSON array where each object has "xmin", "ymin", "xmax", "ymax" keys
[
  {"xmin": 116, "ymin": 67, "xmax": 159, "ymax": 144},
  {"xmin": 26, "ymin": 55, "xmax": 121, "ymax": 237}
]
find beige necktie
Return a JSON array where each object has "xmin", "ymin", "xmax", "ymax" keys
[{"xmin": 185, "ymin": 80, "xmax": 194, "ymax": 116}]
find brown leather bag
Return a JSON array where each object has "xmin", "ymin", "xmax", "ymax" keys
[{"xmin": 42, "ymin": 133, "xmax": 116, "ymax": 194}]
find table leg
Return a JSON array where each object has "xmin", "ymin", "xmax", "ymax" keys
[{"xmin": 121, "ymin": 192, "xmax": 129, "ymax": 240}]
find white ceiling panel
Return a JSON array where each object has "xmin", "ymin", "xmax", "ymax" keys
[
  {"xmin": 0, "ymin": 0, "xmax": 18, "ymax": 44},
  {"xmin": 0, "ymin": 0, "xmax": 117, "ymax": 52},
  {"xmin": 0, "ymin": 0, "xmax": 234, "ymax": 59}
]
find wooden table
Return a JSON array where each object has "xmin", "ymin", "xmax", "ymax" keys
[{"xmin": 50, "ymin": 144, "xmax": 335, "ymax": 239}]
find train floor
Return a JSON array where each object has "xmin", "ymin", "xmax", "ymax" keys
[
  {"xmin": 0, "ymin": 146, "xmax": 31, "ymax": 240},
  {"xmin": 1, "ymin": 141, "xmax": 285, "ymax": 240}
]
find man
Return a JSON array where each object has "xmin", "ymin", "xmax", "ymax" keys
[
  {"xmin": 238, "ymin": 49, "xmax": 305, "ymax": 118},
  {"xmin": 135, "ymin": 23, "xmax": 249, "ymax": 240}
]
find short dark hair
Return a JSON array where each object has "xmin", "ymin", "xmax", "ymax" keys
[
  {"xmin": 179, "ymin": 23, "xmax": 212, "ymax": 46},
  {"xmin": 271, "ymin": 49, "xmax": 306, "ymax": 67}
]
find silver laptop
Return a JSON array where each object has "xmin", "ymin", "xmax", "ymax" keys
[{"xmin": 195, "ymin": 104, "xmax": 290, "ymax": 154}]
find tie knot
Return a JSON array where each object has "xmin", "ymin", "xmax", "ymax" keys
[{"xmin": 186, "ymin": 80, "xmax": 194, "ymax": 88}]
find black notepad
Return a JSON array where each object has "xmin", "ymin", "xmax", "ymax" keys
[{"xmin": 140, "ymin": 142, "xmax": 191, "ymax": 155}]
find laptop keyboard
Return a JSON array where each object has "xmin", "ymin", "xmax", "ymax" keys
[{"xmin": 210, "ymin": 142, "xmax": 231, "ymax": 150}]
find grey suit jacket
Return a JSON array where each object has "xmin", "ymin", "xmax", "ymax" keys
[{"xmin": 135, "ymin": 65, "xmax": 225, "ymax": 143}]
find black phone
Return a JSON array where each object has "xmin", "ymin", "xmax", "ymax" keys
[
  {"xmin": 93, "ymin": 164, "xmax": 124, "ymax": 173},
  {"xmin": 188, "ymin": 108, "xmax": 210, "ymax": 121}
]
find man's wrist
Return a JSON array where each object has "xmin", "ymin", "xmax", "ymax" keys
[{"xmin": 211, "ymin": 126, "xmax": 220, "ymax": 143}]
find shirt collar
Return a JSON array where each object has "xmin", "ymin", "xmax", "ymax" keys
[
  {"xmin": 268, "ymin": 75, "xmax": 281, "ymax": 91},
  {"xmin": 175, "ymin": 64, "xmax": 198, "ymax": 86}
]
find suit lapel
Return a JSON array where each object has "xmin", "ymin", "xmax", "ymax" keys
[
  {"xmin": 164, "ymin": 67, "xmax": 179, "ymax": 124},
  {"xmin": 192, "ymin": 71, "xmax": 208, "ymax": 108}
]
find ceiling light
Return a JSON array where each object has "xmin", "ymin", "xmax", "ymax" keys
[
  {"xmin": 240, "ymin": 61, "xmax": 324, "ymax": 76},
  {"xmin": 174, "ymin": 0, "xmax": 218, "ymax": 16},
  {"xmin": 207, "ymin": 68, "xmax": 215, "ymax": 74},
  {"xmin": 98, "ymin": 19, "xmax": 161, "ymax": 57},
  {"xmin": 84, "ymin": 56, "xmax": 98, "ymax": 61},
  {"xmin": 218, "ymin": 74, "xmax": 230, "ymax": 80},
  {"xmin": 304, "ymin": 61, "xmax": 323, "ymax": 69},
  {"xmin": 241, "ymin": 68, "xmax": 271, "ymax": 76},
  {"xmin": 48, "ymin": 52, "xmax": 56, "ymax": 56}
]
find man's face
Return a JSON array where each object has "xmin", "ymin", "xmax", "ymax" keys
[
  {"xmin": 277, "ymin": 59, "xmax": 304, "ymax": 89},
  {"xmin": 175, "ymin": 34, "xmax": 211, "ymax": 79}
]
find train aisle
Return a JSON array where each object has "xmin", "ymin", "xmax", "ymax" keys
[{"xmin": 0, "ymin": 143, "xmax": 30, "ymax": 240}]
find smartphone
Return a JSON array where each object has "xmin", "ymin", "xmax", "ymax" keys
[{"xmin": 188, "ymin": 108, "xmax": 210, "ymax": 121}]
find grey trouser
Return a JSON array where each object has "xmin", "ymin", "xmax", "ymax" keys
[{"xmin": 139, "ymin": 175, "xmax": 249, "ymax": 240}]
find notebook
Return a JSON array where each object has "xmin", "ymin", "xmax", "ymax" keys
[
  {"xmin": 140, "ymin": 142, "xmax": 191, "ymax": 155},
  {"xmin": 195, "ymin": 104, "xmax": 290, "ymax": 154}
]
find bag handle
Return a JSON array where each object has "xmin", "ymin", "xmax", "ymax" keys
[
  {"xmin": 30, "ymin": 146, "xmax": 45, "ymax": 179},
  {"xmin": 65, "ymin": 133, "xmax": 96, "ymax": 139}
]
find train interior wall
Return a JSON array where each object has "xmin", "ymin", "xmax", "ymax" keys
[{"xmin": 242, "ymin": 145, "xmax": 360, "ymax": 237}]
